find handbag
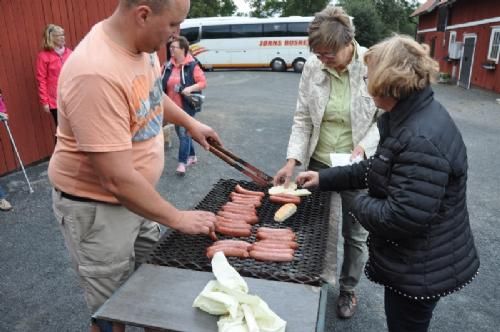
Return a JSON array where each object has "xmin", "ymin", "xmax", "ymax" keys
[{"xmin": 181, "ymin": 64, "xmax": 204, "ymax": 113}]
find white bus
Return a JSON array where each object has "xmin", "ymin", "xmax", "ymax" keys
[{"xmin": 179, "ymin": 16, "xmax": 313, "ymax": 73}]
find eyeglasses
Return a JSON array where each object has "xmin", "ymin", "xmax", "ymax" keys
[
  {"xmin": 169, "ymin": 45, "xmax": 180, "ymax": 50},
  {"xmin": 314, "ymin": 52, "xmax": 337, "ymax": 60}
]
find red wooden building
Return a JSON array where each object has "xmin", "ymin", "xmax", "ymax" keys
[
  {"xmin": 411, "ymin": 0, "xmax": 500, "ymax": 92},
  {"xmin": 0, "ymin": 0, "xmax": 118, "ymax": 175}
]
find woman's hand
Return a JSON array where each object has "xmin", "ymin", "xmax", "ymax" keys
[
  {"xmin": 351, "ymin": 145, "xmax": 365, "ymax": 161},
  {"xmin": 273, "ymin": 160, "xmax": 296, "ymax": 186},
  {"xmin": 42, "ymin": 104, "xmax": 50, "ymax": 113},
  {"xmin": 182, "ymin": 85, "xmax": 197, "ymax": 96},
  {"xmin": 295, "ymin": 171, "xmax": 319, "ymax": 189}
]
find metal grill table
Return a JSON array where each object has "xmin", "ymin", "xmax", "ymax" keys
[
  {"xmin": 93, "ymin": 264, "xmax": 329, "ymax": 331},
  {"xmin": 93, "ymin": 179, "xmax": 338, "ymax": 331}
]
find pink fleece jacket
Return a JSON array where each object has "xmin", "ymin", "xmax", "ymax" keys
[{"xmin": 35, "ymin": 47, "xmax": 72, "ymax": 109}]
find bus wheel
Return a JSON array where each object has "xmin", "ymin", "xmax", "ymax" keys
[
  {"xmin": 292, "ymin": 58, "xmax": 305, "ymax": 73},
  {"xmin": 271, "ymin": 58, "xmax": 286, "ymax": 72}
]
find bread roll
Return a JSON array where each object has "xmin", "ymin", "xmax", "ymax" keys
[
  {"xmin": 268, "ymin": 183, "xmax": 297, "ymax": 195},
  {"xmin": 274, "ymin": 203, "xmax": 297, "ymax": 222}
]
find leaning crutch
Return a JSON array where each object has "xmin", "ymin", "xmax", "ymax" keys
[{"xmin": 0, "ymin": 115, "xmax": 34, "ymax": 193}]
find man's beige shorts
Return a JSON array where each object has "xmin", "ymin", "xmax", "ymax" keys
[{"xmin": 52, "ymin": 189, "xmax": 160, "ymax": 313}]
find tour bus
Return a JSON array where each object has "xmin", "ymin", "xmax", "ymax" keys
[{"xmin": 179, "ymin": 16, "xmax": 313, "ymax": 73}]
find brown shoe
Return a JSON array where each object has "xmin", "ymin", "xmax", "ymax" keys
[{"xmin": 336, "ymin": 291, "xmax": 357, "ymax": 319}]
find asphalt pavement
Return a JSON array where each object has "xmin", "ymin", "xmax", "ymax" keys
[{"xmin": 0, "ymin": 71, "xmax": 499, "ymax": 332}]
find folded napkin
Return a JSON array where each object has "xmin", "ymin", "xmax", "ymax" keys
[{"xmin": 193, "ymin": 252, "xmax": 286, "ymax": 332}]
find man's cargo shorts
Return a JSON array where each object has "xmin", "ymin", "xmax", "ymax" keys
[{"xmin": 52, "ymin": 188, "xmax": 161, "ymax": 313}]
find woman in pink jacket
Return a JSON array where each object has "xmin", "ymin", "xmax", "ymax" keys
[{"xmin": 35, "ymin": 24, "xmax": 72, "ymax": 126}]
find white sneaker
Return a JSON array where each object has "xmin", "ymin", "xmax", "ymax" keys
[
  {"xmin": 176, "ymin": 163, "xmax": 186, "ymax": 176},
  {"xmin": 187, "ymin": 156, "xmax": 198, "ymax": 166},
  {"xmin": 0, "ymin": 198, "xmax": 12, "ymax": 211}
]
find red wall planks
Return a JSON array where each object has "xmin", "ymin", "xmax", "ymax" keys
[{"xmin": 0, "ymin": 0, "xmax": 116, "ymax": 175}]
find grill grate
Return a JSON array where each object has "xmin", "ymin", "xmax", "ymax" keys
[{"xmin": 146, "ymin": 179, "xmax": 331, "ymax": 286}]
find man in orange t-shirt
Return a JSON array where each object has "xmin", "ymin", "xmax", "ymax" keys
[{"xmin": 48, "ymin": 1, "xmax": 219, "ymax": 331}]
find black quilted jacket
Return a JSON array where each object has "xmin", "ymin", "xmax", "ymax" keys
[{"xmin": 319, "ymin": 86, "xmax": 479, "ymax": 299}]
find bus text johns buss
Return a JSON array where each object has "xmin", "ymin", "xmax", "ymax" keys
[{"xmin": 180, "ymin": 16, "xmax": 313, "ymax": 73}]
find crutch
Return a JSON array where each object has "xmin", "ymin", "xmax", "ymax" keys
[{"xmin": 0, "ymin": 115, "xmax": 34, "ymax": 193}]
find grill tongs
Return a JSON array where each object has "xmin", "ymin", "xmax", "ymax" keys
[{"xmin": 207, "ymin": 138, "xmax": 273, "ymax": 187}]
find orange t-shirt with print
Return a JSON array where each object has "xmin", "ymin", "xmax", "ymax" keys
[{"xmin": 48, "ymin": 22, "xmax": 165, "ymax": 204}]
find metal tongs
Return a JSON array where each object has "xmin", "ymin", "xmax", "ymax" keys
[{"xmin": 207, "ymin": 138, "xmax": 273, "ymax": 187}]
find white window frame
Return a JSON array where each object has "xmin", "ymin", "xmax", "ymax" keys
[{"xmin": 487, "ymin": 27, "xmax": 500, "ymax": 63}]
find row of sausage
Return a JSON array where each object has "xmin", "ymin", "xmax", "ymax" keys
[{"xmin": 207, "ymin": 184, "xmax": 299, "ymax": 262}]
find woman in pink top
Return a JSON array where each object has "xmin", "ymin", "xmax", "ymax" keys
[
  {"xmin": 162, "ymin": 36, "xmax": 207, "ymax": 176},
  {"xmin": 35, "ymin": 24, "xmax": 72, "ymax": 126},
  {"xmin": 0, "ymin": 89, "xmax": 13, "ymax": 211}
]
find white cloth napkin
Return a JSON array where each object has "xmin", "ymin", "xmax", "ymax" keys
[{"xmin": 193, "ymin": 252, "xmax": 286, "ymax": 332}]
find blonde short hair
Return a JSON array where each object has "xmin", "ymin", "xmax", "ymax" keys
[
  {"xmin": 363, "ymin": 34, "xmax": 439, "ymax": 99},
  {"xmin": 42, "ymin": 24, "xmax": 64, "ymax": 50},
  {"xmin": 308, "ymin": 6, "xmax": 354, "ymax": 54}
]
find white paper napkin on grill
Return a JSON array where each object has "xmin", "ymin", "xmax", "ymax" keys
[{"xmin": 193, "ymin": 252, "xmax": 286, "ymax": 332}]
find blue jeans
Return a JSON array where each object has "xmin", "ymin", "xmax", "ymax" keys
[
  {"xmin": 0, "ymin": 185, "xmax": 6, "ymax": 199},
  {"xmin": 175, "ymin": 125, "xmax": 195, "ymax": 164}
]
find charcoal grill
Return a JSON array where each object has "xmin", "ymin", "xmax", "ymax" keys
[{"xmin": 146, "ymin": 179, "xmax": 331, "ymax": 286}]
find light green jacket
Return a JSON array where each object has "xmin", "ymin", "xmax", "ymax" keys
[{"xmin": 287, "ymin": 42, "xmax": 380, "ymax": 168}]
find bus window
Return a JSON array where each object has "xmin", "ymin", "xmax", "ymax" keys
[
  {"xmin": 181, "ymin": 27, "xmax": 200, "ymax": 43},
  {"xmin": 287, "ymin": 22, "xmax": 309, "ymax": 37},
  {"xmin": 231, "ymin": 24, "xmax": 263, "ymax": 38},
  {"xmin": 263, "ymin": 23, "xmax": 287, "ymax": 37},
  {"xmin": 202, "ymin": 25, "xmax": 231, "ymax": 39}
]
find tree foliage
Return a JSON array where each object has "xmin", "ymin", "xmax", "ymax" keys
[
  {"xmin": 339, "ymin": 0, "xmax": 384, "ymax": 47},
  {"xmin": 248, "ymin": 0, "xmax": 419, "ymax": 46},
  {"xmin": 338, "ymin": 0, "xmax": 419, "ymax": 45},
  {"xmin": 189, "ymin": 0, "xmax": 237, "ymax": 18},
  {"xmin": 250, "ymin": 0, "xmax": 330, "ymax": 17}
]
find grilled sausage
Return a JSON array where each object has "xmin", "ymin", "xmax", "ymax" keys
[
  {"xmin": 207, "ymin": 246, "xmax": 250, "ymax": 259},
  {"xmin": 223, "ymin": 201, "xmax": 258, "ymax": 209},
  {"xmin": 269, "ymin": 194, "xmax": 301, "ymax": 205},
  {"xmin": 249, "ymin": 241, "xmax": 296, "ymax": 254},
  {"xmin": 256, "ymin": 232, "xmax": 296, "ymax": 241},
  {"xmin": 221, "ymin": 205, "xmax": 257, "ymax": 215},
  {"xmin": 216, "ymin": 215, "xmax": 248, "ymax": 224},
  {"xmin": 235, "ymin": 184, "xmax": 265, "ymax": 197},
  {"xmin": 257, "ymin": 227, "xmax": 294, "ymax": 234},
  {"xmin": 215, "ymin": 225, "xmax": 252, "ymax": 237},
  {"xmin": 231, "ymin": 197, "xmax": 262, "ymax": 208},
  {"xmin": 252, "ymin": 240, "xmax": 299, "ymax": 250},
  {"xmin": 218, "ymin": 211, "xmax": 258, "ymax": 224},
  {"xmin": 249, "ymin": 250, "xmax": 294, "ymax": 262},
  {"xmin": 212, "ymin": 240, "xmax": 252, "ymax": 249},
  {"xmin": 215, "ymin": 220, "xmax": 252, "ymax": 230},
  {"xmin": 230, "ymin": 192, "xmax": 263, "ymax": 202}
]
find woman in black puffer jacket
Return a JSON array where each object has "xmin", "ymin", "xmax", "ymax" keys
[{"xmin": 296, "ymin": 35, "xmax": 479, "ymax": 332}]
